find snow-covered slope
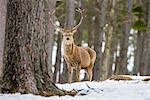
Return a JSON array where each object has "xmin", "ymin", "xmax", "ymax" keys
[{"xmin": 0, "ymin": 76, "xmax": 150, "ymax": 100}]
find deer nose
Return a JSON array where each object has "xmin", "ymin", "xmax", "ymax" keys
[{"xmin": 66, "ymin": 37, "xmax": 70, "ymax": 40}]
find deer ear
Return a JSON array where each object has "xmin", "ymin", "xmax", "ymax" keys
[{"xmin": 72, "ymin": 29, "xmax": 77, "ymax": 34}]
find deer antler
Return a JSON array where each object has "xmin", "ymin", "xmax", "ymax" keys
[
  {"xmin": 49, "ymin": 10, "xmax": 66, "ymax": 32},
  {"xmin": 50, "ymin": 9, "xmax": 83, "ymax": 32},
  {"xmin": 71, "ymin": 9, "xmax": 83, "ymax": 31}
]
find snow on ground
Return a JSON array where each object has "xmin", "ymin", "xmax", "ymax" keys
[{"xmin": 0, "ymin": 76, "xmax": 150, "ymax": 100}]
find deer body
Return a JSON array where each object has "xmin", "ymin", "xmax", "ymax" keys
[
  {"xmin": 65, "ymin": 45, "xmax": 96, "ymax": 83},
  {"xmin": 62, "ymin": 34, "xmax": 96, "ymax": 83},
  {"xmin": 50, "ymin": 9, "xmax": 96, "ymax": 83}
]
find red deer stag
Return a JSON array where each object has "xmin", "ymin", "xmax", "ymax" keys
[{"xmin": 50, "ymin": 9, "xmax": 96, "ymax": 83}]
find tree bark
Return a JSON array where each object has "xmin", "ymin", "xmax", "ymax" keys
[
  {"xmin": 133, "ymin": 0, "xmax": 150, "ymax": 76},
  {"xmin": 0, "ymin": 0, "xmax": 7, "ymax": 79},
  {"xmin": 47, "ymin": 0, "xmax": 56, "ymax": 80},
  {"xmin": 102, "ymin": 0, "xmax": 115, "ymax": 79},
  {"xmin": 74, "ymin": 0, "xmax": 83, "ymax": 46},
  {"xmin": 2, "ymin": 0, "xmax": 76, "ymax": 96},
  {"xmin": 93, "ymin": 0, "xmax": 109, "ymax": 81},
  {"xmin": 116, "ymin": 0, "xmax": 132, "ymax": 75},
  {"xmin": 53, "ymin": 33, "xmax": 61, "ymax": 83},
  {"xmin": 61, "ymin": 0, "xmax": 75, "ymax": 83},
  {"xmin": 144, "ymin": 0, "xmax": 150, "ymax": 75},
  {"xmin": 133, "ymin": 31, "xmax": 145, "ymax": 75},
  {"xmin": 65, "ymin": 0, "xmax": 75, "ymax": 30}
]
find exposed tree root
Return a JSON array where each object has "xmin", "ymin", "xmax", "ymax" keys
[{"xmin": 37, "ymin": 74, "xmax": 77, "ymax": 97}]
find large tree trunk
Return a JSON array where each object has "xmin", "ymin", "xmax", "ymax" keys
[
  {"xmin": 2, "ymin": 0, "xmax": 75, "ymax": 96},
  {"xmin": 0, "ymin": 0, "xmax": 7, "ymax": 79},
  {"xmin": 93, "ymin": 0, "xmax": 109, "ymax": 81}
]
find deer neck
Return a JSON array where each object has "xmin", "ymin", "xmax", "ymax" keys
[{"xmin": 63, "ymin": 42, "xmax": 75, "ymax": 56}]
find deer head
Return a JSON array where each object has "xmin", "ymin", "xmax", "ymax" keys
[{"xmin": 50, "ymin": 9, "xmax": 83, "ymax": 46}]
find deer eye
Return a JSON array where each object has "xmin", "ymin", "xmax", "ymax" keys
[{"xmin": 66, "ymin": 37, "xmax": 70, "ymax": 40}]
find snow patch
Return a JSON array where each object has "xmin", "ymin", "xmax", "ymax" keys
[{"xmin": 0, "ymin": 77, "xmax": 150, "ymax": 100}]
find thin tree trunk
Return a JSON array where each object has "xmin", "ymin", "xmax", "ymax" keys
[
  {"xmin": 144, "ymin": 0, "xmax": 150, "ymax": 75},
  {"xmin": 53, "ymin": 33, "xmax": 61, "ymax": 83},
  {"xmin": 47, "ymin": 0, "xmax": 56, "ymax": 80},
  {"xmin": 61, "ymin": 0, "xmax": 75, "ymax": 83},
  {"xmin": 0, "ymin": 0, "xmax": 7, "ymax": 79},
  {"xmin": 74, "ymin": 0, "xmax": 83, "ymax": 46},
  {"xmin": 117, "ymin": 0, "xmax": 132, "ymax": 75},
  {"xmin": 93, "ymin": 0, "xmax": 109, "ymax": 81},
  {"xmin": 133, "ymin": 31, "xmax": 145, "ymax": 75},
  {"xmin": 133, "ymin": 0, "xmax": 150, "ymax": 75},
  {"xmin": 65, "ymin": 0, "xmax": 75, "ymax": 29},
  {"xmin": 102, "ymin": 0, "xmax": 115, "ymax": 79}
]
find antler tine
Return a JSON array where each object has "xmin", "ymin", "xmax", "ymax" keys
[
  {"xmin": 49, "ymin": 10, "xmax": 65, "ymax": 32},
  {"xmin": 72, "ymin": 9, "xmax": 84, "ymax": 31}
]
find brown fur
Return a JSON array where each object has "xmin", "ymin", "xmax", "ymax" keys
[{"xmin": 62, "ymin": 31, "xmax": 96, "ymax": 83}]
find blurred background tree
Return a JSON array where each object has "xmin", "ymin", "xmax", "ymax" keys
[{"xmin": 52, "ymin": 0, "xmax": 150, "ymax": 82}]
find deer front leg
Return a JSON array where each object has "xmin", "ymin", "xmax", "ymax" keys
[
  {"xmin": 68, "ymin": 67, "xmax": 73, "ymax": 83},
  {"xmin": 76, "ymin": 65, "xmax": 81, "ymax": 82}
]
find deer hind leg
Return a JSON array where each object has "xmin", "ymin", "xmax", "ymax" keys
[{"xmin": 87, "ymin": 65, "xmax": 93, "ymax": 81}]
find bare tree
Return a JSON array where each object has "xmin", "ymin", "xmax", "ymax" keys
[
  {"xmin": 115, "ymin": 0, "xmax": 132, "ymax": 75},
  {"xmin": 93, "ymin": 0, "xmax": 109, "ymax": 81},
  {"xmin": 133, "ymin": 0, "xmax": 150, "ymax": 75},
  {"xmin": 102, "ymin": 0, "xmax": 115, "ymax": 79},
  {"xmin": 144, "ymin": 0, "xmax": 150, "ymax": 75}
]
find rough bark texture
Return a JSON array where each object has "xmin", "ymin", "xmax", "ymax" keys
[
  {"xmin": 0, "ymin": 0, "xmax": 6, "ymax": 78},
  {"xmin": 93, "ymin": 0, "xmax": 109, "ymax": 81},
  {"xmin": 2, "ymin": 0, "xmax": 76, "ymax": 96}
]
